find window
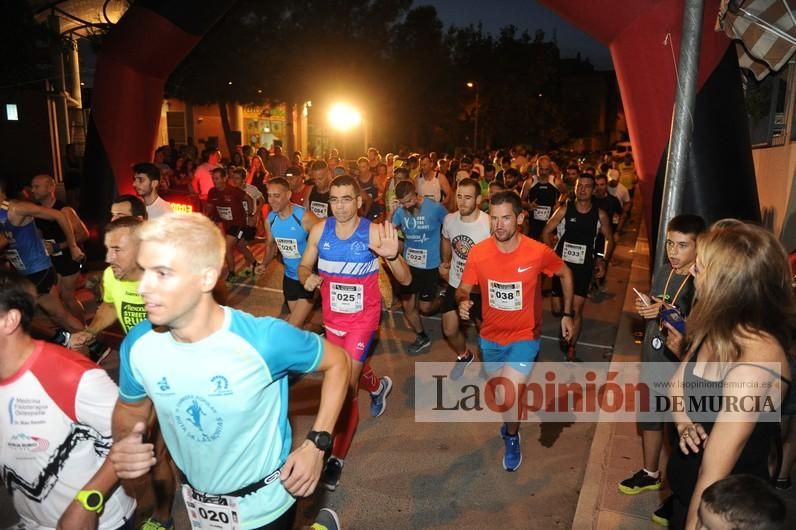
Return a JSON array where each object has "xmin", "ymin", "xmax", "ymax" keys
[
  {"xmin": 166, "ymin": 111, "xmax": 186, "ymax": 145},
  {"xmin": 6, "ymin": 104, "xmax": 18, "ymax": 121}
]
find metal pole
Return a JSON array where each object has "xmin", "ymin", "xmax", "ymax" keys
[
  {"xmin": 642, "ymin": 0, "xmax": 704, "ymax": 356},
  {"xmin": 474, "ymin": 86, "xmax": 479, "ymax": 153}
]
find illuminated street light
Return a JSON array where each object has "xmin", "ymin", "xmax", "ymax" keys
[
  {"xmin": 466, "ymin": 81, "xmax": 479, "ymax": 152},
  {"xmin": 328, "ymin": 102, "xmax": 362, "ymax": 131}
]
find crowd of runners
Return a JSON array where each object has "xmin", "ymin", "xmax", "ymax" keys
[{"xmin": 1, "ymin": 143, "xmax": 793, "ymax": 530}]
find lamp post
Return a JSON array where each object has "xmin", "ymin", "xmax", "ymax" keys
[{"xmin": 466, "ymin": 81, "xmax": 479, "ymax": 152}]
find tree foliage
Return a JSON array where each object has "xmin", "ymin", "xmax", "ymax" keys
[{"xmin": 161, "ymin": 0, "xmax": 583, "ymax": 152}]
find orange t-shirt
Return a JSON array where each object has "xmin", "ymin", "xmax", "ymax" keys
[{"xmin": 461, "ymin": 235, "xmax": 564, "ymax": 344}]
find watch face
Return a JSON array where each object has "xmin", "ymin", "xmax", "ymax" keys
[
  {"xmin": 86, "ymin": 492, "xmax": 102, "ymax": 509},
  {"xmin": 317, "ymin": 432, "xmax": 332, "ymax": 449}
]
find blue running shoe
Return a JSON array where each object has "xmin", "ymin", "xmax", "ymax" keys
[
  {"xmin": 500, "ymin": 423, "xmax": 522, "ymax": 471},
  {"xmin": 370, "ymin": 376, "xmax": 393, "ymax": 417}
]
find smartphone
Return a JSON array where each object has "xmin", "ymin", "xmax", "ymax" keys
[
  {"xmin": 633, "ymin": 288, "xmax": 651, "ymax": 306},
  {"xmin": 661, "ymin": 307, "xmax": 686, "ymax": 334}
]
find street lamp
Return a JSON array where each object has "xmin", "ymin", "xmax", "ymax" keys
[
  {"xmin": 466, "ymin": 81, "xmax": 479, "ymax": 152},
  {"xmin": 328, "ymin": 102, "xmax": 363, "ymax": 159},
  {"xmin": 328, "ymin": 102, "xmax": 362, "ymax": 132}
]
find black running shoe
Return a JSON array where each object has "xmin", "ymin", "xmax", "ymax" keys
[
  {"xmin": 618, "ymin": 469, "xmax": 662, "ymax": 495},
  {"xmin": 320, "ymin": 457, "xmax": 343, "ymax": 492},
  {"xmin": 651, "ymin": 494, "xmax": 674, "ymax": 527}
]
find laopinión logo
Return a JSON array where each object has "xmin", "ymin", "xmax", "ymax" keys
[{"xmin": 414, "ymin": 362, "xmax": 786, "ymax": 423}]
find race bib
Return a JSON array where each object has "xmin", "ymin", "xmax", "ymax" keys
[
  {"xmin": 533, "ymin": 206, "xmax": 551, "ymax": 221},
  {"xmin": 488, "ymin": 280, "xmax": 522, "ymax": 311},
  {"xmin": 4, "ymin": 249, "xmax": 25, "ymax": 271},
  {"xmin": 181, "ymin": 485, "xmax": 242, "ymax": 530},
  {"xmin": 562, "ymin": 242, "xmax": 587, "ymax": 264},
  {"xmin": 275, "ymin": 238, "xmax": 300, "ymax": 259},
  {"xmin": 216, "ymin": 206, "xmax": 233, "ymax": 221},
  {"xmin": 405, "ymin": 247, "xmax": 428, "ymax": 268},
  {"xmin": 330, "ymin": 282, "xmax": 364, "ymax": 313},
  {"xmin": 310, "ymin": 201, "xmax": 328, "ymax": 218}
]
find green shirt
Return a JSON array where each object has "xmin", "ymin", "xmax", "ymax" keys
[{"xmin": 102, "ymin": 267, "xmax": 146, "ymax": 333}]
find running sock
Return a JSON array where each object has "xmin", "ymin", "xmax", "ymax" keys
[
  {"xmin": 359, "ymin": 364, "xmax": 381, "ymax": 393},
  {"xmin": 331, "ymin": 395, "xmax": 359, "ymax": 459},
  {"xmin": 643, "ymin": 468, "xmax": 660, "ymax": 478}
]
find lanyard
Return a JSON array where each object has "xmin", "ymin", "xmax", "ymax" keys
[{"xmin": 661, "ymin": 268, "xmax": 690, "ymax": 307}]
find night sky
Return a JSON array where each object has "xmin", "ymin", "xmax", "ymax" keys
[{"xmin": 420, "ymin": 0, "xmax": 612, "ymax": 70}]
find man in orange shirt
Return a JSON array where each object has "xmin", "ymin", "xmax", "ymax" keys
[{"xmin": 457, "ymin": 191, "xmax": 574, "ymax": 471}]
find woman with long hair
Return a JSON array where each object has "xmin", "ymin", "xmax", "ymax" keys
[
  {"xmin": 247, "ymin": 154, "xmax": 269, "ymax": 194},
  {"xmin": 666, "ymin": 219, "xmax": 793, "ymax": 529}
]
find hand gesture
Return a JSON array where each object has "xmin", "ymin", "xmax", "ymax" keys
[
  {"xmin": 438, "ymin": 262, "xmax": 451, "ymax": 281},
  {"xmin": 459, "ymin": 299, "xmax": 474, "ymax": 320},
  {"xmin": 69, "ymin": 331, "xmax": 94, "ymax": 350},
  {"xmin": 677, "ymin": 422, "xmax": 708, "ymax": 455},
  {"xmin": 369, "ymin": 222, "xmax": 400, "ymax": 259},
  {"xmin": 304, "ymin": 274, "xmax": 323, "ymax": 292},
  {"xmin": 561, "ymin": 315, "xmax": 574, "ymax": 342},
  {"xmin": 636, "ymin": 295, "xmax": 663, "ymax": 319},
  {"xmin": 108, "ymin": 422, "xmax": 156, "ymax": 479},
  {"xmin": 663, "ymin": 321, "xmax": 685, "ymax": 358},
  {"xmin": 594, "ymin": 259, "xmax": 607, "ymax": 279},
  {"xmin": 69, "ymin": 245, "xmax": 85, "ymax": 263},
  {"xmin": 280, "ymin": 440, "xmax": 325, "ymax": 497}
]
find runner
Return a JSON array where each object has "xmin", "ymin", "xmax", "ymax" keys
[
  {"xmin": 0, "ymin": 269, "xmax": 136, "ymax": 530},
  {"xmin": 306, "ymin": 160, "xmax": 334, "ymax": 219},
  {"xmin": 392, "ymin": 179, "xmax": 449, "ymax": 354},
  {"xmin": 109, "ymin": 212, "xmax": 350, "ymax": 530},
  {"xmin": 0, "ymin": 179, "xmax": 85, "ymax": 342},
  {"xmin": 132, "ymin": 163, "xmax": 173, "ymax": 219},
  {"xmin": 29, "ymin": 174, "xmax": 90, "ymax": 325},
  {"xmin": 286, "ymin": 165, "xmax": 312, "ymax": 207},
  {"xmin": 457, "ymin": 191, "xmax": 574, "ymax": 471},
  {"xmin": 110, "ymin": 195, "xmax": 148, "ymax": 221},
  {"xmin": 298, "ymin": 175, "xmax": 411, "ymax": 491},
  {"xmin": 416, "ymin": 154, "xmax": 453, "ymax": 210},
  {"xmin": 228, "ymin": 167, "xmax": 265, "ymax": 267},
  {"xmin": 68, "ymin": 215, "xmax": 179, "ymax": 530},
  {"xmin": 439, "ymin": 178, "xmax": 490, "ymax": 379},
  {"xmin": 260, "ymin": 177, "xmax": 320, "ymax": 327},
  {"xmin": 522, "ymin": 165, "xmax": 566, "ymax": 241},
  {"xmin": 205, "ymin": 167, "xmax": 258, "ymax": 280},
  {"xmin": 541, "ymin": 173, "xmax": 614, "ymax": 362}
]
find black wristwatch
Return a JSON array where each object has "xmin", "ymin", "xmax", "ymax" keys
[
  {"xmin": 307, "ymin": 430, "xmax": 333, "ymax": 451},
  {"xmin": 562, "ymin": 311, "xmax": 575, "ymax": 318}
]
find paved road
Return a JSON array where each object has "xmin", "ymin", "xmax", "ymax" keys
[{"xmin": 0, "ymin": 224, "xmax": 639, "ymax": 529}]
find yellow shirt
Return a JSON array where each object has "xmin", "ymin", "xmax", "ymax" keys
[{"xmin": 102, "ymin": 267, "xmax": 146, "ymax": 333}]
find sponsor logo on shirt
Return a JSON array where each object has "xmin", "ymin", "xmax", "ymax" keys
[
  {"xmin": 175, "ymin": 395, "xmax": 224, "ymax": 443},
  {"xmin": 157, "ymin": 377, "xmax": 171, "ymax": 392},
  {"xmin": 210, "ymin": 375, "xmax": 233, "ymax": 397},
  {"xmin": 8, "ymin": 433, "xmax": 50, "ymax": 452},
  {"xmin": 7, "ymin": 398, "xmax": 47, "ymax": 426},
  {"xmin": 451, "ymin": 235, "xmax": 475, "ymax": 261}
]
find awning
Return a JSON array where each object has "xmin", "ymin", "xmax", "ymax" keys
[{"xmin": 717, "ymin": 0, "xmax": 796, "ymax": 79}]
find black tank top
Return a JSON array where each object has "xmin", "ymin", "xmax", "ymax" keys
[
  {"xmin": 554, "ymin": 201, "xmax": 600, "ymax": 264},
  {"xmin": 34, "ymin": 199, "xmax": 67, "ymax": 244},
  {"xmin": 526, "ymin": 182, "xmax": 560, "ymax": 240},
  {"xmin": 307, "ymin": 187, "xmax": 331, "ymax": 219},
  {"xmin": 667, "ymin": 347, "xmax": 789, "ymax": 513}
]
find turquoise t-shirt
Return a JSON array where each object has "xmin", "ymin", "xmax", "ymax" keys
[{"xmin": 119, "ymin": 307, "xmax": 322, "ymax": 528}]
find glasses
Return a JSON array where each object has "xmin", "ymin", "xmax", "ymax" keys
[{"xmin": 328, "ymin": 196, "xmax": 356, "ymax": 205}]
